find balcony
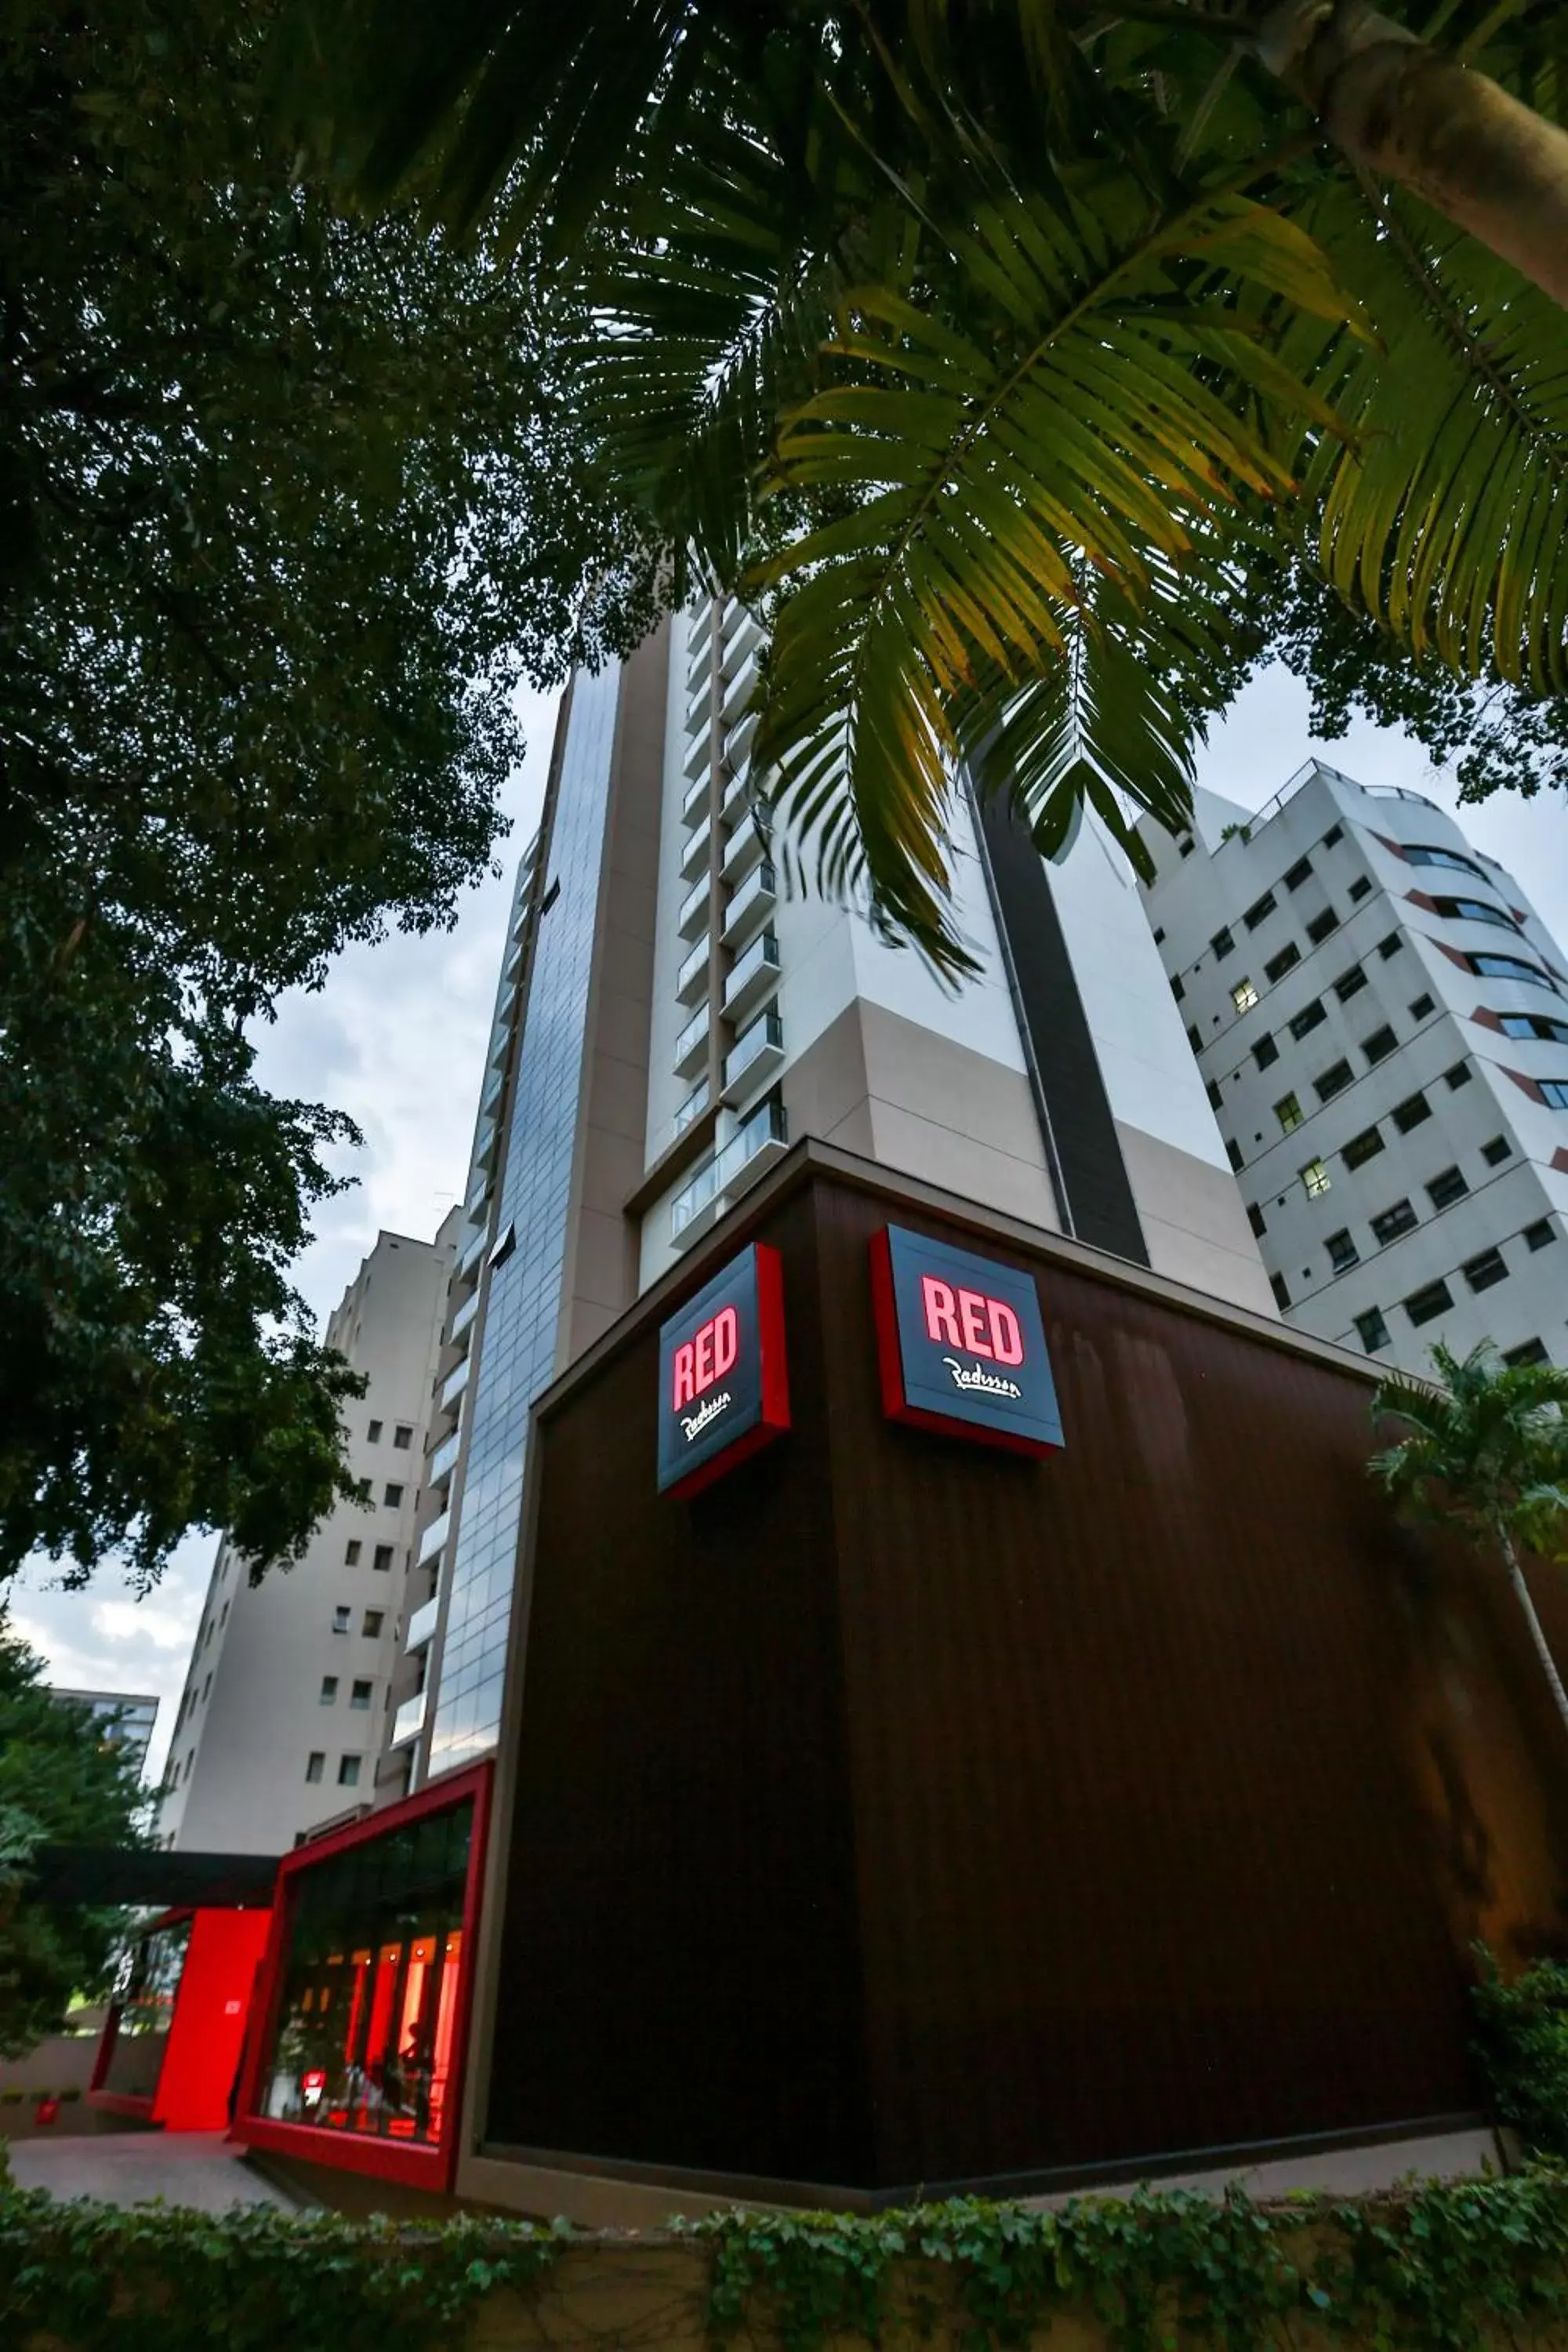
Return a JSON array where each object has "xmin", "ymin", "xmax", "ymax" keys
[
  {"xmin": 721, "ymin": 644, "xmax": 760, "ymax": 720},
  {"xmin": 723, "ymin": 607, "xmax": 763, "ymax": 668},
  {"xmin": 723, "ymin": 859, "xmax": 776, "ymax": 950},
  {"xmin": 722, "ymin": 811, "xmax": 765, "ymax": 884},
  {"xmin": 405, "ymin": 1596, "xmax": 440, "ymax": 1655},
  {"xmin": 481, "ymin": 1067, "xmax": 504, "ymax": 1115},
  {"xmin": 429, "ymin": 1428, "xmax": 461, "ymax": 1487},
  {"xmin": 465, "ymin": 1171, "xmax": 490, "ymax": 1220},
  {"xmin": 676, "ymin": 935, "xmax": 711, "ymax": 1006},
  {"xmin": 416, "ymin": 1508, "xmax": 450, "ymax": 1567},
  {"xmin": 723, "ymin": 1007, "xmax": 784, "ymax": 1105},
  {"xmin": 457, "ymin": 1225, "xmax": 488, "ymax": 1280},
  {"xmin": 723, "ymin": 927, "xmax": 782, "ymax": 1022},
  {"xmin": 683, "ymin": 725, "xmax": 713, "ymax": 787},
  {"xmin": 682, "ymin": 765, "xmax": 710, "ymax": 820},
  {"xmin": 473, "ymin": 1115, "xmax": 499, "ymax": 1176},
  {"xmin": 671, "ymin": 1097, "xmax": 788, "ymax": 1245},
  {"xmin": 673, "ymin": 1004, "xmax": 710, "ymax": 1079},
  {"xmin": 440, "ymin": 1356, "xmax": 470, "ymax": 1411},
  {"xmin": 449, "ymin": 1289, "xmax": 479, "ymax": 1341},
  {"xmin": 390, "ymin": 1691, "xmax": 426, "ymax": 1749},
  {"xmin": 721, "ymin": 762, "xmax": 752, "ymax": 823},
  {"xmin": 681, "ymin": 816, "xmax": 712, "ymax": 881},
  {"xmin": 673, "ymin": 1076, "xmax": 710, "ymax": 1138},
  {"xmin": 688, "ymin": 599, "xmax": 714, "ymax": 663},
  {"xmin": 677, "ymin": 873, "xmax": 711, "ymax": 939}
]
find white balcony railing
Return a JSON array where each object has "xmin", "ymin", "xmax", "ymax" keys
[
  {"xmin": 390, "ymin": 1691, "xmax": 426, "ymax": 1748},
  {"xmin": 416, "ymin": 1508, "xmax": 450, "ymax": 1567},
  {"xmin": 428, "ymin": 1428, "xmax": 460, "ymax": 1487},
  {"xmin": 671, "ymin": 1096, "xmax": 787, "ymax": 1240},
  {"xmin": 405, "ymin": 1596, "xmax": 440, "ymax": 1654}
]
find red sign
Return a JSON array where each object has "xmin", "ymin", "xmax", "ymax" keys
[
  {"xmin": 33, "ymin": 2097, "xmax": 59, "ymax": 2127},
  {"xmin": 658, "ymin": 1243, "xmax": 789, "ymax": 1497},
  {"xmin": 871, "ymin": 1224, "xmax": 1063, "ymax": 1455}
]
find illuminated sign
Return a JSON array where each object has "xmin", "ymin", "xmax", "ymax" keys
[
  {"xmin": 869, "ymin": 1224, "xmax": 1063, "ymax": 1455},
  {"xmin": 657, "ymin": 1242, "xmax": 790, "ymax": 1497}
]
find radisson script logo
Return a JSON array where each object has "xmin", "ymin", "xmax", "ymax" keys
[
  {"xmin": 680, "ymin": 1390, "xmax": 732, "ymax": 1443},
  {"xmin": 942, "ymin": 1356, "xmax": 1023, "ymax": 1399}
]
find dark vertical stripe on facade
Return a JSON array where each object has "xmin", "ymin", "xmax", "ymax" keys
[{"xmin": 974, "ymin": 793, "xmax": 1149, "ymax": 1267}]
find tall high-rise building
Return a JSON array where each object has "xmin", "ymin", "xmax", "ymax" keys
[
  {"xmin": 1139, "ymin": 760, "xmax": 1568, "ymax": 1374},
  {"xmin": 49, "ymin": 1687, "xmax": 159, "ymax": 1783},
  {"xmin": 391, "ymin": 606, "xmax": 1272, "ymax": 1791},
  {"xmin": 158, "ymin": 1218, "xmax": 457, "ymax": 1854}
]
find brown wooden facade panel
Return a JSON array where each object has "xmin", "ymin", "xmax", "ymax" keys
[{"xmin": 484, "ymin": 1161, "xmax": 1568, "ymax": 2194}]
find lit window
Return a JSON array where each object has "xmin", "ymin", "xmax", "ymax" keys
[
  {"xmin": 1404, "ymin": 1279, "xmax": 1454, "ymax": 1328},
  {"xmin": 305, "ymin": 1752, "xmax": 325, "ymax": 1784},
  {"xmin": 1301, "ymin": 1159, "xmax": 1332, "ymax": 1200},
  {"xmin": 1274, "ymin": 1092, "xmax": 1305, "ymax": 1134},
  {"xmin": 1232, "ymin": 978, "xmax": 1259, "ymax": 1014},
  {"xmin": 319, "ymin": 1676, "xmax": 338, "ymax": 1704},
  {"xmin": 337, "ymin": 1756, "xmax": 361, "ymax": 1788}
]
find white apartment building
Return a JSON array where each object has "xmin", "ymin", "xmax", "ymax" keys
[
  {"xmin": 158, "ymin": 1217, "xmax": 457, "ymax": 1853},
  {"xmin": 1140, "ymin": 760, "xmax": 1568, "ymax": 1373},
  {"xmin": 395, "ymin": 604, "xmax": 1273, "ymax": 1788},
  {"xmin": 49, "ymin": 1686, "xmax": 159, "ymax": 1783}
]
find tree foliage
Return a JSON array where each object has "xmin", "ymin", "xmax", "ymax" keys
[
  {"xmin": 0, "ymin": 0, "xmax": 662, "ymax": 1585},
  {"xmin": 0, "ymin": 1616, "xmax": 147, "ymax": 2058},
  {"xmin": 281, "ymin": 0, "xmax": 1568, "ymax": 972}
]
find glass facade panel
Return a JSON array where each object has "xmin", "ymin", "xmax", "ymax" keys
[
  {"xmin": 255, "ymin": 1799, "xmax": 474, "ymax": 2148},
  {"xmin": 102, "ymin": 1918, "xmax": 191, "ymax": 2100},
  {"xmin": 426, "ymin": 666, "xmax": 621, "ymax": 1774}
]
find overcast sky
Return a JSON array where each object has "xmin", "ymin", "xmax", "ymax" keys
[{"xmin": 13, "ymin": 664, "xmax": 1568, "ymax": 1788}]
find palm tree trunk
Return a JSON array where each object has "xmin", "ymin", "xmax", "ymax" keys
[
  {"xmin": 1498, "ymin": 1522, "xmax": 1568, "ymax": 1739},
  {"xmin": 1256, "ymin": 0, "xmax": 1568, "ymax": 310}
]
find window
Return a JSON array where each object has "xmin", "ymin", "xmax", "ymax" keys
[
  {"xmin": 305, "ymin": 1752, "xmax": 325, "ymax": 1784},
  {"xmin": 1370, "ymin": 1199, "xmax": 1417, "ymax": 1247},
  {"xmin": 1327, "ymin": 1229, "xmax": 1359, "ymax": 1274},
  {"xmin": 1323, "ymin": 825, "xmax": 1344, "ymax": 850},
  {"xmin": 355, "ymin": 1477, "xmax": 372, "ymax": 1503},
  {"xmin": 1206, "ymin": 1080, "xmax": 1223, "ymax": 1112},
  {"xmin": 1301, "ymin": 1158, "xmax": 1332, "ymax": 1200},
  {"xmin": 1210, "ymin": 926, "xmax": 1236, "ymax": 959},
  {"xmin": 332, "ymin": 1606, "xmax": 350, "ymax": 1635},
  {"xmin": 319, "ymin": 1676, "xmax": 339, "ymax": 1704},
  {"xmin": 1343, "ymin": 1126, "xmax": 1385, "ymax": 1170},
  {"xmin": 1289, "ymin": 999, "xmax": 1327, "ymax": 1040},
  {"xmin": 201, "ymin": 1675, "xmax": 211, "ymax": 1703},
  {"xmin": 1405, "ymin": 1279, "xmax": 1454, "ymax": 1328},
  {"xmin": 1253, "ymin": 1033, "xmax": 1279, "ymax": 1071},
  {"xmin": 1428, "ymin": 1165, "xmax": 1469, "ymax": 1210},
  {"xmin": 1543, "ymin": 1080, "xmax": 1568, "ymax": 1110},
  {"xmin": 1247, "ymin": 1203, "xmax": 1267, "ymax": 1238},
  {"xmin": 1377, "ymin": 933, "xmax": 1403, "ymax": 959},
  {"xmin": 1444, "ymin": 1060, "xmax": 1472, "ymax": 1089},
  {"xmin": 1472, "ymin": 951, "xmax": 1553, "ymax": 989},
  {"xmin": 337, "ymin": 1756, "xmax": 361, "ymax": 1788},
  {"xmin": 1501, "ymin": 1012, "xmax": 1568, "ymax": 1045},
  {"xmin": 1171, "ymin": 975, "xmax": 1185, "ymax": 1002},
  {"xmin": 1305, "ymin": 906, "xmax": 1339, "ymax": 945},
  {"xmin": 1225, "ymin": 1137, "xmax": 1244, "ymax": 1172},
  {"xmin": 373, "ymin": 1544, "xmax": 394, "ymax": 1573},
  {"xmin": 1334, "ymin": 964, "xmax": 1368, "ymax": 1003},
  {"xmin": 1355, "ymin": 1306, "xmax": 1390, "ymax": 1353},
  {"xmin": 350, "ymin": 1680, "xmax": 373, "ymax": 1711},
  {"xmin": 1244, "ymin": 890, "xmax": 1277, "ymax": 931},
  {"xmin": 1409, "ymin": 994, "xmax": 1435, "ymax": 1021},
  {"xmin": 1314, "ymin": 1059, "xmax": 1352, "ymax": 1103},
  {"xmin": 1406, "ymin": 843, "xmax": 1484, "ymax": 880},
  {"xmin": 1274, "ymin": 1092, "xmax": 1305, "ymax": 1134},
  {"xmin": 344, "ymin": 1540, "xmax": 361, "ymax": 1566},
  {"xmin": 1361, "ymin": 1023, "xmax": 1398, "ymax": 1065},
  {"xmin": 1435, "ymin": 896, "xmax": 1514, "ymax": 930},
  {"xmin": 1348, "ymin": 876, "xmax": 1372, "ymax": 903},
  {"xmin": 1178, "ymin": 837, "xmax": 1195, "ymax": 858},
  {"xmin": 383, "ymin": 1483, "xmax": 404, "ymax": 1508},
  {"xmin": 1481, "ymin": 1134, "xmax": 1512, "ymax": 1165},
  {"xmin": 1525, "ymin": 1220, "xmax": 1557, "ymax": 1253},
  {"xmin": 1186, "ymin": 1023, "xmax": 1203, "ymax": 1054},
  {"xmin": 1265, "ymin": 943, "xmax": 1301, "ymax": 983},
  {"xmin": 1283, "ymin": 856, "xmax": 1313, "ymax": 891},
  {"xmin": 1153, "ymin": 927, "xmax": 1166, "ymax": 945},
  {"xmin": 393, "ymin": 1425, "xmax": 413, "ymax": 1450},
  {"xmin": 362, "ymin": 1609, "xmax": 385, "ymax": 1636},
  {"xmin": 1231, "ymin": 978, "xmax": 1259, "ymax": 1014},
  {"xmin": 1504, "ymin": 1339, "xmax": 1549, "ymax": 1367},
  {"xmin": 368, "ymin": 1419, "xmax": 383, "ymax": 1443},
  {"xmin": 1391, "ymin": 1091, "xmax": 1432, "ymax": 1134},
  {"xmin": 1463, "ymin": 1247, "xmax": 1509, "ymax": 1294},
  {"xmin": 1270, "ymin": 1272, "xmax": 1292, "ymax": 1312}
]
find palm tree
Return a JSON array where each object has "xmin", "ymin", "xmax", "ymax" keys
[
  {"xmin": 276, "ymin": 2, "xmax": 1568, "ymax": 971},
  {"xmin": 1370, "ymin": 1341, "xmax": 1568, "ymax": 1739}
]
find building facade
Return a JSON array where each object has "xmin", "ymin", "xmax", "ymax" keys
[
  {"xmin": 49, "ymin": 1687, "xmax": 159, "ymax": 1783},
  {"xmin": 393, "ymin": 605, "xmax": 1272, "ymax": 1791},
  {"xmin": 158, "ymin": 1218, "xmax": 457, "ymax": 1855},
  {"xmin": 1140, "ymin": 761, "xmax": 1568, "ymax": 1373}
]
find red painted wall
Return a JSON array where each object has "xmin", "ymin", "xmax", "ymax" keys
[{"xmin": 153, "ymin": 1909, "xmax": 272, "ymax": 2132}]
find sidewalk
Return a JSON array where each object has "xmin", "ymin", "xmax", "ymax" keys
[{"xmin": 8, "ymin": 2129, "xmax": 303, "ymax": 2212}]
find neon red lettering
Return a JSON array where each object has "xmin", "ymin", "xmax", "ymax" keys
[
  {"xmin": 694, "ymin": 1322, "xmax": 714, "ymax": 1391},
  {"xmin": 958, "ymin": 1288, "xmax": 992, "ymax": 1356},
  {"xmin": 922, "ymin": 1276, "xmax": 960, "ymax": 1345},
  {"xmin": 989, "ymin": 1301, "xmax": 1024, "ymax": 1366},
  {"xmin": 713, "ymin": 1305, "xmax": 738, "ymax": 1381},
  {"xmin": 672, "ymin": 1341, "xmax": 696, "ymax": 1410}
]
